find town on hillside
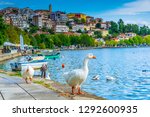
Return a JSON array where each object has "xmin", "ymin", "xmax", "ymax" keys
[{"xmin": 0, "ymin": 3, "xmax": 150, "ymax": 50}]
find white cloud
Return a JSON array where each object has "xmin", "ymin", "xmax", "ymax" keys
[
  {"xmin": 124, "ymin": 20, "xmax": 150, "ymax": 27},
  {"xmin": 0, "ymin": 1, "xmax": 14, "ymax": 5},
  {"xmin": 107, "ymin": 0, "xmax": 150, "ymax": 15}
]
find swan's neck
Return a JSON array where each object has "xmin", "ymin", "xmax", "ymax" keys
[{"xmin": 83, "ymin": 58, "xmax": 89, "ymax": 71}]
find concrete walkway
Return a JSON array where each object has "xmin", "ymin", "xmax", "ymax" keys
[{"xmin": 0, "ymin": 73, "xmax": 66, "ymax": 100}]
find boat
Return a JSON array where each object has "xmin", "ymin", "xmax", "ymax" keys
[
  {"xmin": 37, "ymin": 50, "xmax": 60, "ymax": 60},
  {"xmin": 26, "ymin": 55, "xmax": 45, "ymax": 61},
  {"xmin": 44, "ymin": 52, "xmax": 60, "ymax": 60},
  {"xmin": 10, "ymin": 60, "xmax": 48, "ymax": 71}
]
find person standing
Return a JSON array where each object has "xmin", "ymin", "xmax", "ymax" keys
[{"xmin": 40, "ymin": 64, "xmax": 48, "ymax": 79}]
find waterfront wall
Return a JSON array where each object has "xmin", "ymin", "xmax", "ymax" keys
[{"xmin": 0, "ymin": 53, "xmax": 22, "ymax": 62}]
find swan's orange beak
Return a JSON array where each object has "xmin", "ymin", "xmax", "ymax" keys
[{"xmin": 92, "ymin": 56, "xmax": 96, "ymax": 59}]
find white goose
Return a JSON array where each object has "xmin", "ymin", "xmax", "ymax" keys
[
  {"xmin": 22, "ymin": 65, "xmax": 34, "ymax": 84},
  {"xmin": 63, "ymin": 53, "xmax": 96, "ymax": 95}
]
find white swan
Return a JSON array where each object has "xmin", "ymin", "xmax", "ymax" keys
[
  {"xmin": 22, "ymin": 65, "xmax": 34, "ymax": 84},
  {"xmin": 92, "ymin": 75, "xmax": 100, "ymax": 80},
  {"xmin": 63, "ymin": 53, "xmax": 96, "ymax": 94}
]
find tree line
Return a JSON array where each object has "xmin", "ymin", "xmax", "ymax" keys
[
  {"xmin": 105, "ymin": 35, "xmax": 150, "ymax": 47},
  {"xmin": 32, "ymin": 34, "xmax": 95, "ymax": 49},
  {"xmin": 109, "ymin": 19, "xmax": 150, "ymax": 37}
]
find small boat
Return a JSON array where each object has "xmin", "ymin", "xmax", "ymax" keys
[
  {"xmin": 10, "ymin": 60, "xmax": 48, "ymax": 71},
  {"xmin": 37, "ymin": 50, "xmax": 60, "ymax": 60},
  {"xmin": 26, "ymin": 55, "xmax": 45, "ymax": 61},
  {"xmin": 44, "ymin": 52, "xmax": 60, "ymax": 60}
]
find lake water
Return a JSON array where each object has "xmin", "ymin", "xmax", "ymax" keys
[{"xmin": 1, "ymin": 48, "xmax": 150, "ymax": 100}]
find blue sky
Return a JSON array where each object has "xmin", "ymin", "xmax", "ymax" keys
[{"xmin": 0, "ymin": 0, "xmax": 150, "ymax": 27}]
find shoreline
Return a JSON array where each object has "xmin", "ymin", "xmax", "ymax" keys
[
  {"xmin": 60, "ymin": 45, "xmax": 150, "ymax": 51},
  {"xmin": 0, "ymin": 69, "xmax": 105, "ymax": 100}
]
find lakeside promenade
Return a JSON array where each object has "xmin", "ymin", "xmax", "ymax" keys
[
  {"xmin": 0, "ymin": 73, "xmax": 67, "ymax": 100},
  {"xmin": 0, "ymin": 73, "xmax": 104, "ymax": 100},
  {"xmin": 0, "ymin": 53, "xmax": 22, "ymax": 62},
  {"xmin": 0, "ymin": 50, "xmax": 104, "ymax": 100}
]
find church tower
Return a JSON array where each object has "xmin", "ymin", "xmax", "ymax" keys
[{"xmin": 49, "ymin": 4, "xmax": 52, "ymax": 13}]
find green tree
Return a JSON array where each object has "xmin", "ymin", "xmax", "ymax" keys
[
  {"xmin": 30, "ymin": 35, "xmax": 38, "ymax": 47},
  {"xmin": 39, "ymin": 43, "xmax": 46, "ymax": 49},
  {"xmin": 139, "ymin": 25, "xmax": 149, "ymax": 36},
  {"xmin": 29, "ymin": 25, "xmax": 39, "ymax": 34},
  {"xmin": 73, "ymin": 18, "xmax": 80, "ymax": 24},
  {"xmin": 81, "ymin": 18, "xmax": 86, "ymax": 24},
  {"xmin": 48, "ymin": 29, "xmax": 55, "ymax": 34},
  {"xmin": 132, "ymin": 24, "xmax": 139, "ymax": 34},
  {"xmin": 57, "ymin": 34, "xmax": 71, "ymax": 46},
  {"xmin": 77, "ymin": 29, "xmax": 82, "ymax": 33},
  {"xmin": 124, "ymin": 24, "xmax": 132, "ymax": 33},
  {"xmin": 0, "ymin": 16, "xmax": 7, "ymax": 45},
  {"xmin": 70, "ymin": 35, "xmax": 80, "ymax": 46},
  {"xmin": 80, "ymin": 34, "xmax": 95, "ymax": 47},
  {"xmin": 109, "ymin": 21, "xmax": 119, "ymax": 36},
  {"xmin": 144, "ymin": 35, "xmax": 150, "ymax": 45},
  {"xmin": 118, "ymin": 19, "xmax": 125, "ymax": 33},
  {"xmin": 95, "ymin": 23, "xmax": 101, "ymax": 29},
  {"xmin": 52, "ymin": 35, "xmax": 62, "ymax": 47},
  {"xmin": 94, "ymin": 31, "xmax": 102, "ymax": 38},
  {"xmin": 6, "ymin": 25, "xmax": 20, "ymax": 43}
]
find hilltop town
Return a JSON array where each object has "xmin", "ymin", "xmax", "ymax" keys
[
  {"xmin": 0, "ymin": 3, "xmax": 150, "ymax": 49},
  {"xmin": 0, "ymin": 4, "xmax": 110, "ymax": 35}
]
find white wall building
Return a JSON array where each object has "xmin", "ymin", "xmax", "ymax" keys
[
  {"xmin": 55, "ymin": 25, "xmax": 69, "ymax": 33},
  {"xmin": 125, "ymin": 33, "xmax": 136, "ymax": 38},
  {"xmin": 72, "ymin": 25, "xmax": 85, "ymax": 32}
]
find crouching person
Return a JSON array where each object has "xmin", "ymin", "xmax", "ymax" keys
[{"xmin": 41, "ymin": 64, "xmax": 48, "ymax": 79}]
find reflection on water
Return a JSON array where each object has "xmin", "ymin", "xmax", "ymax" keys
[{"xmin": 1, "ymin": 48, "xmax": 150, "ymax": 100}]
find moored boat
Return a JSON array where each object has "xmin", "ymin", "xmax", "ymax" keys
[
  {"xmin": 10, "ymin": 60, "xmax": 48, "ymax": 71},
  {"xmin": 26, "ymin": 55, "xmax": 45, "ymax": 61},
  {"xmin": 37, "ymin": 50, "xmax": 60, "ymax": 60},
  {"xmin": 44, "ymin": 52, "xmax": 60, "ymax": 60}
]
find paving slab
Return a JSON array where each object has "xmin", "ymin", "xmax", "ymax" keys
[
  {"xmin": 0, "ymin": 73, "xmax": 67, "ymax": 100},
  {"xmin": 19, "ymin": 83, "xmax": 67, "ymax": 100}
]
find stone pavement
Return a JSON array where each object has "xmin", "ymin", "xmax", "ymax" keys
[{"xmin": 0, "ymin": 73, "xmax": 67, "ymax": 100}]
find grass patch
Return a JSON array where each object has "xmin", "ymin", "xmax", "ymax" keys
[
  {"xmin": 33, "ymin": 79, "xmax": 60, "ymax": 92},
  {"xmin": 9, "ymin": 71, "xmax": 21, "ymax": 77}
]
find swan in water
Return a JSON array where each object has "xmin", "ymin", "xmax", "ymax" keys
[
  {"xmin": 22, "ymin": 65, "xmax": 34, "ymax": 84},
  {"xmin": 63, "ymin": 53, "xmax": 96, "ymax": 95},
  {"xmin": 92, "ymin": 75, "xmax": 100, "ymax": 80},
  {"xmin": 106, "ymin": 76, "xmax": 116, "ymax": 81}
]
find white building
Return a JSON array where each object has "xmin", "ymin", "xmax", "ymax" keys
[
  {"xmin": 72, "ymin": 25, "xmax": 85, "ymax": 32},
  {"xmin": 100, "ymin": 22, "xmax": 111, "ymax": 29},
  {"xmin": 117, "ymin": 33, "xmax": 137, "ymax": 40},
  {"xmin": 32, "ymin": 14, "xmax": 53, "ymax": 29},
  {"xmin": 32, "ymin": 15, "xmax": 43, "ymax": 28},
  {"xmin": 125, "ymin": 33, "xmax": 136, "ymax": 38},
  {"xmin": 55, "ymin": 25, "xmax": 69, "ymax": 33},
  {"xmin": 4, "ymin": 14, "xmax": 29, "ymax": 29}
]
